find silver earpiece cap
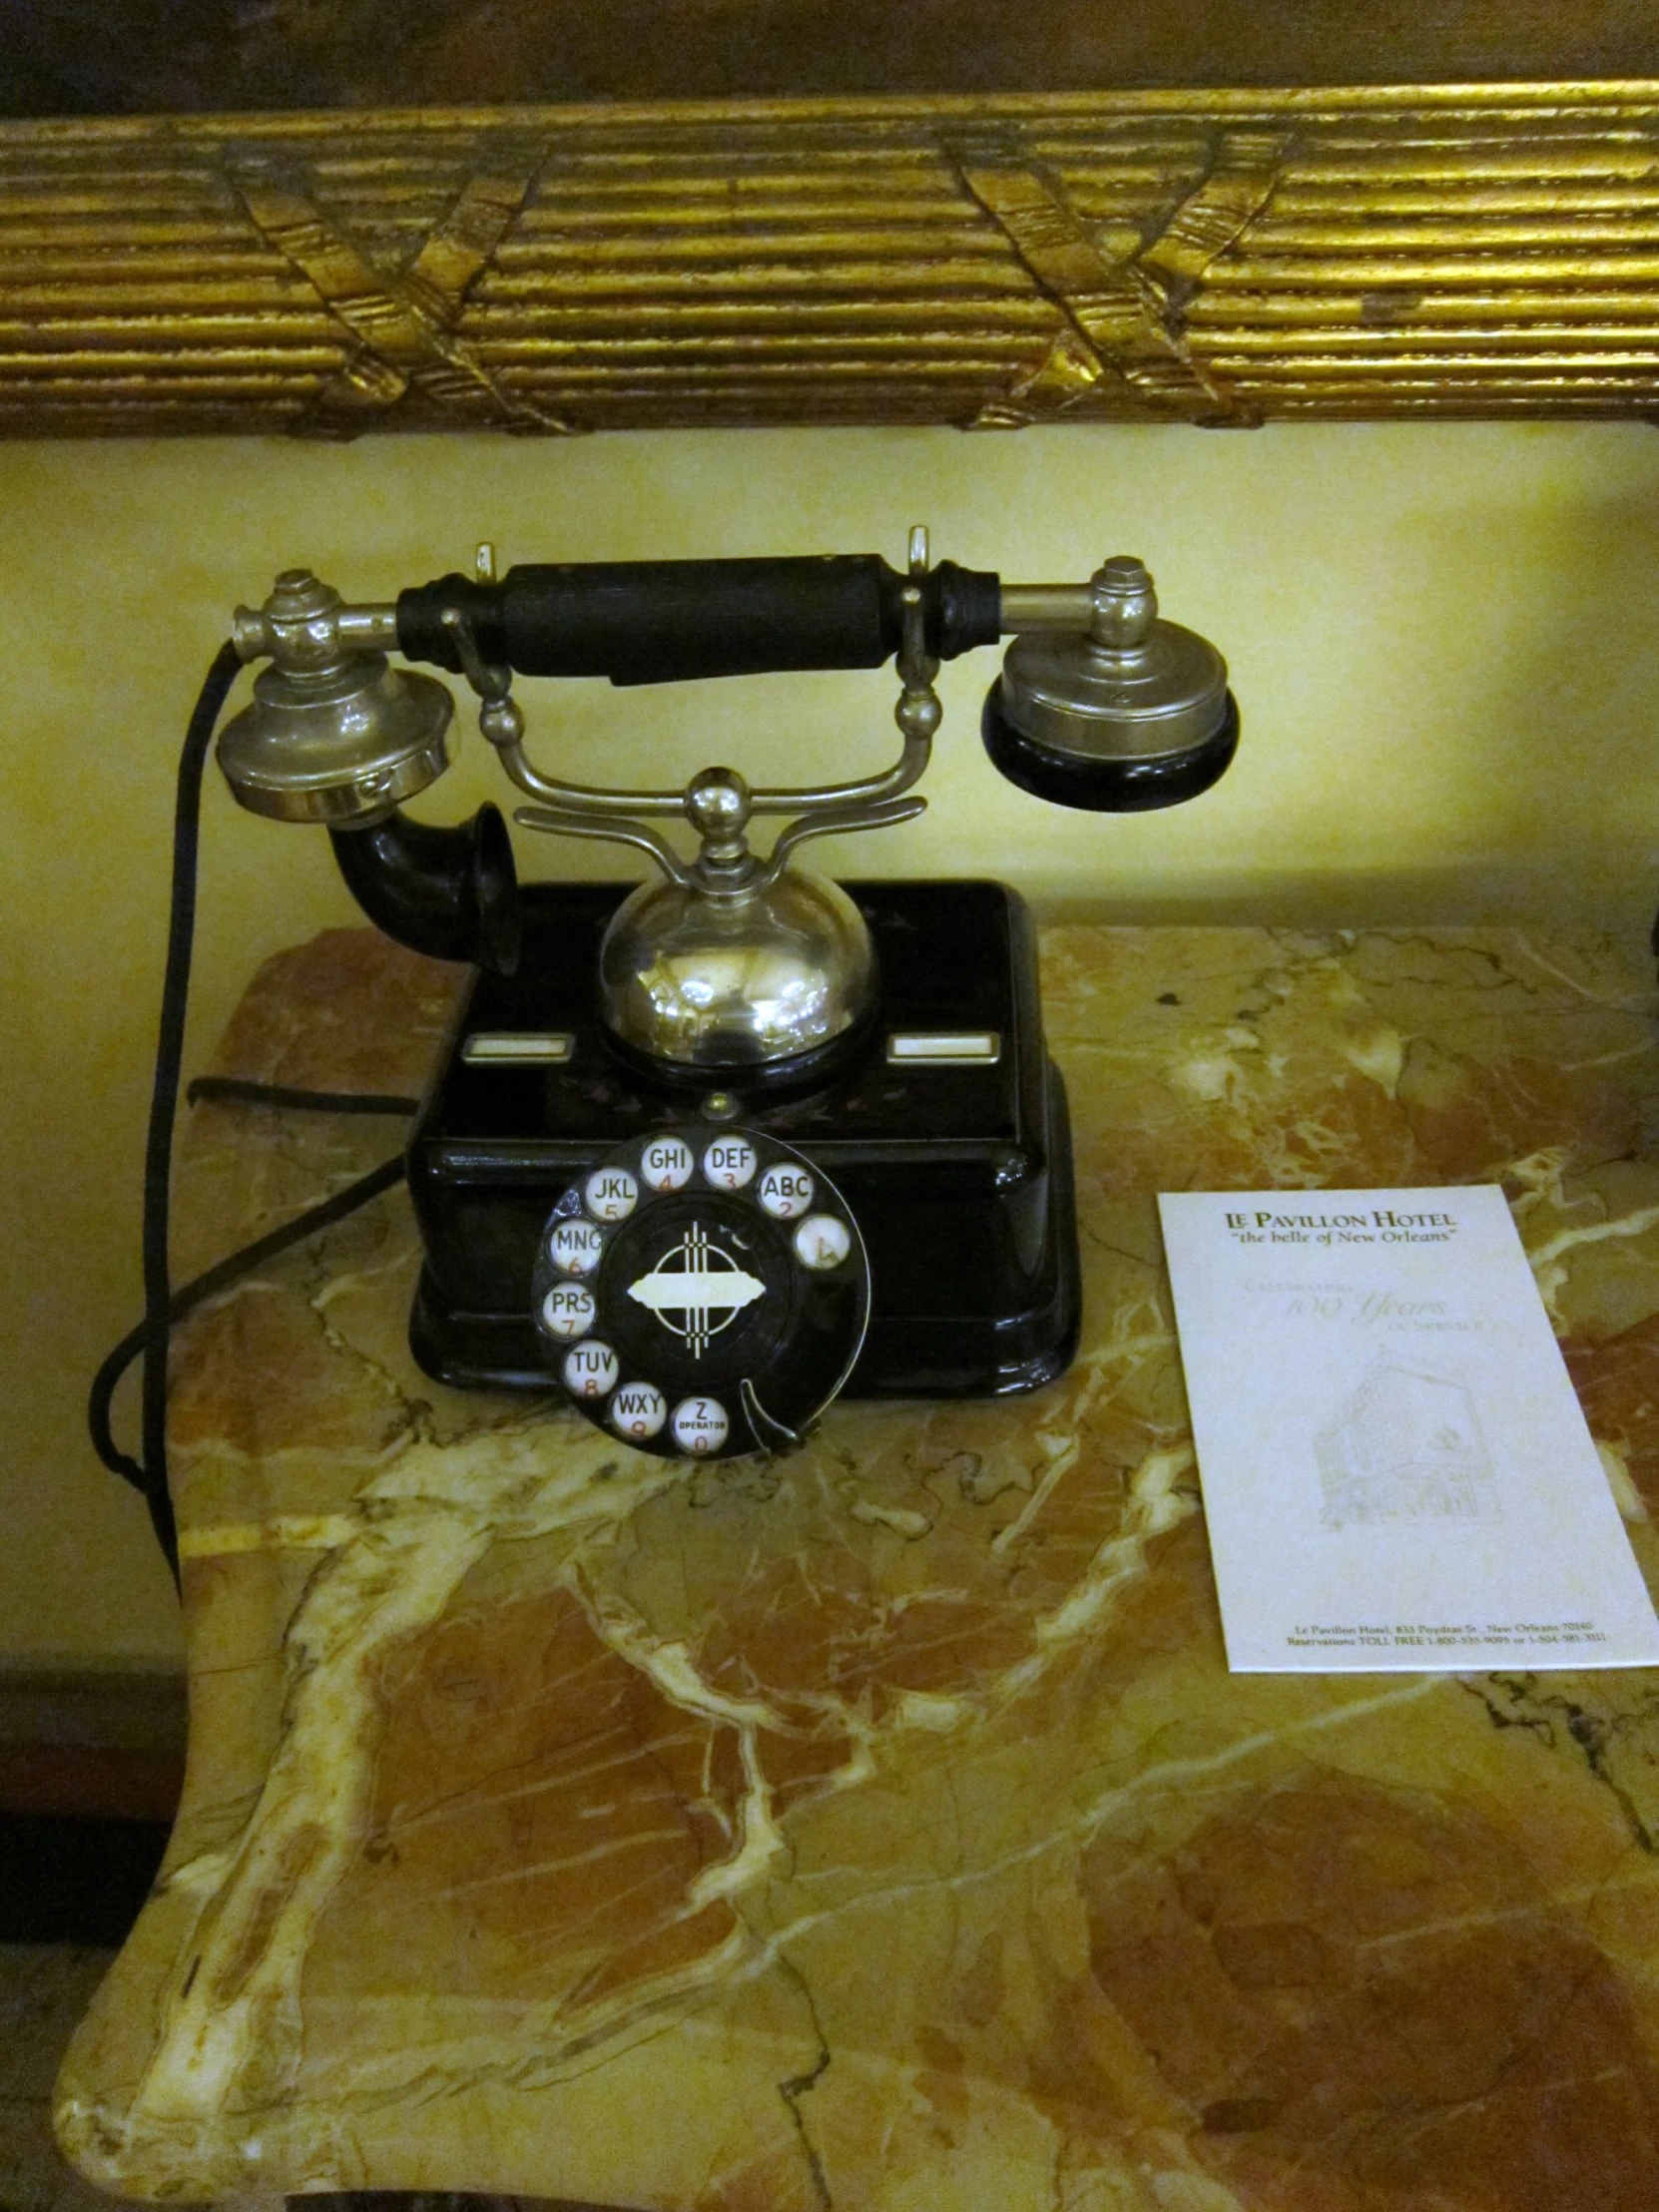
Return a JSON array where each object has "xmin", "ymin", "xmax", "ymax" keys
[{"xmin": 999, "ymin": 557, "xmax": 1228, "ymax": 763}]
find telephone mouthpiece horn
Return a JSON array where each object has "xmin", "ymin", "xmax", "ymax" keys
[
  {"xmin": 217, "ymin": 569, "xmax": 454, "ymax": 827},
  {"xmin": 984, "ymin": 556, "xmax": 1238, "ymax": 812}
]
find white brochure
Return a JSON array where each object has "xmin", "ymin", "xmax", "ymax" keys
[{"xmin": 1157, "ymin": 1186, "xmax": 1659, "ymax": 1673}]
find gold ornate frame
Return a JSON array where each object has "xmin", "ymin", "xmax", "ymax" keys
[{"xmin": 4, "ymin": 83, "xmax": 1658, "ymax": 437}]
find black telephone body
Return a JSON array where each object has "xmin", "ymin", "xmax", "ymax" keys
[{"xmin": 214, "ymin": 531, "xmax": 1238, "ymax": 1460}]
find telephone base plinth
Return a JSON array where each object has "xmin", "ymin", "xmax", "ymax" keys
[{"xmin": 406, "ymin": 879, "xmax": 1081, "ymax": 1401}]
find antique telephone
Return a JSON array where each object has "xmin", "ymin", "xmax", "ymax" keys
[{"xmin": 95, "ymin": 530, "xmax": 1237, "ymax": 1545}]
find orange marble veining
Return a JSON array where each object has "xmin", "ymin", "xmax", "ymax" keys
[{"xmin": 55, "ymin": 923, "xmax": 1659, "ymax": 2211}]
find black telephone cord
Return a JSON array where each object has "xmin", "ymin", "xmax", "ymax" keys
[
  {"xmin": 187, "ymin": 1075, "xmax": 420, "ymax": 1117},
  {"xmin": 86, "ymin": 639, "xmax": 416, "ymax": 1585},
  {"xmin": 86, "ymin": 1148, "xmax": 411, "ymax": 1525}
]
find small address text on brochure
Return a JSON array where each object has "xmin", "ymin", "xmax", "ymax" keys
[{"xmin": 1287, "ymin": 1620, "xmax": 1608, "ymax": 1652}]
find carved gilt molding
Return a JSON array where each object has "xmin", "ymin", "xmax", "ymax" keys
[{"xmin": 2, "ymin": 85, "xmax": 1658, "ymax": 437}]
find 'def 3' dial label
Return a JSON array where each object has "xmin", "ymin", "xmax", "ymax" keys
[{"xmin": 531, "ymin": 1123, "xmax": 868, "ymax": 1465}]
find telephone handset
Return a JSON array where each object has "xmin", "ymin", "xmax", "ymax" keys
[{"xmin": 208, "ymin": 527, "xmax": 1238, "ymax": 1461}]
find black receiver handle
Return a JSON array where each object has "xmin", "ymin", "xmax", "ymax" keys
[{"xmin": 395, "ymin": 555, "xmax": 1001, "ymax": 687}]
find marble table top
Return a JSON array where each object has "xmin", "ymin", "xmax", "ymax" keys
[{"xmin": 56, "ymin": 918, "xmax": 1659, "ymax": 2212}]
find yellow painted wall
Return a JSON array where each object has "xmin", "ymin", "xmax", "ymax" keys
[{"xmin": 3, "ymin": 419, "xmax": 1658, "ymax": 1665}]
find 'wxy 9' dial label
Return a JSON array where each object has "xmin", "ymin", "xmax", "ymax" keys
[{"xmin": 610, "ymin": 1382, "xmax": 667, "ymax": 1440}]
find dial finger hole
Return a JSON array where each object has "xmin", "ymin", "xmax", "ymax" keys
[
  {"xmin": 610, "ymin": 1382, "xmax": 667, "ymax": 1440},
  {"xmin": 759, "ymin": 1164, "xmax": 815, "ymax": 1220},
  {"xmin": 540, "ymin": 1282, "xmax": 596, "ymax": 1341},
  {"xmin": 794, "ymin": 1214, "xmax": 851, "ymax": 1271},
  {"xmin": 584, "ymin": 1167, "xmax": 638, "ymax": 1223},
  {"xmin": 640, "ymin": 1136, "xmax": 695, "ymax": 1193},
  {"xmin": 672, "ymin": 1396, "xmax": 730, "ymax": 1455},
  {"xmin": 702, "ymin": 1136, "xmax": 757, "ymax": 1191},
  {"xmin": 563, "ymin": 1342, "xmax": 618, "ymax": 1398},
  {"xmin": 549, "ymin": 1218, "xmax": 605, "ymax": 1276}
]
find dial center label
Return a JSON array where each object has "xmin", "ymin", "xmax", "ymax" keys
[{"xmin": 626, "ymin": 1222, "xmax": 767, "ymax": 1358}]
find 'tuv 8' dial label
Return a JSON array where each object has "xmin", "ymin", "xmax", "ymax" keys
[{"xmin": 531, "ymin": 1124, "xmax": 869, "ymax": 1464}]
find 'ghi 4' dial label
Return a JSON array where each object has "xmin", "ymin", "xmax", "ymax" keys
[{"xmin": 531, "ymin": 1124, "xmax": 869, "ymax": 1463}]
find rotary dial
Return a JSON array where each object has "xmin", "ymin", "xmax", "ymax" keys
[{"xmin": 532, "ymin": 1125, "xmax": 869, "ymax": 1459}]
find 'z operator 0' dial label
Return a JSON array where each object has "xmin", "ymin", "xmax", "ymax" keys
[{"xmin": 531, "ymin": 1125, "xmax": 868, "ymax": 1463}]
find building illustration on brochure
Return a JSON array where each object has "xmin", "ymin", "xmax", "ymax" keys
[{"xmin": 1316, "ymin": 1359, "xmax": 1499, "ymax": 1533}]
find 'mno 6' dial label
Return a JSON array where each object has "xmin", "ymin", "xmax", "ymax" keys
[{"xmin": 531, "ymin": 1124, "xmax": 868, "ymax": 1463}]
